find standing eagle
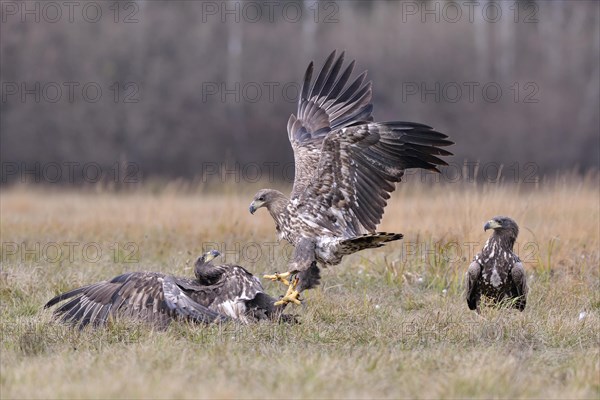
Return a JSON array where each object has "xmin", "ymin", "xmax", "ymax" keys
[
  {"xmin": 45, "ymin": 250, "xmax": 288, "ymax": 328},
  {"xmin": 465, "ymin": 217, "xmax": 528, "ymax": 313},
  {"xmin": 248, "ymin": 51, "xmax": 453, "ymax": 304}
]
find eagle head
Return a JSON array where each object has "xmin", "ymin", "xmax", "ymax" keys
[
  {"xmin": 249, "ymin": 189, "xmax": 284, "ymax": 214},
  {"xmin": 484, "ymin": 216, "xmax": 519, "ymax": 239},
  {"xmin": 195, "ymin": 250, "xmax": 222, "ymax": 283},
  {"xmin": 197, "ymin": 249, "xmax": 221, "ymax": 266}
]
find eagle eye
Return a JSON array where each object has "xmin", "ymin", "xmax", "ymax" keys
[{"xmin": 258, "ymin": 196, "xmax": 264, "ymax": 201}]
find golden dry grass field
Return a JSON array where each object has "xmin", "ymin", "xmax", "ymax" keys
[{"xmin": 1, "ymin": 175, "xmax": 599, "ymax": 399}]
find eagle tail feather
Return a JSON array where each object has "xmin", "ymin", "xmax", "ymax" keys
[{"xmin": 338, "ymin": 232, "xmax": 403, "ymax": 254}]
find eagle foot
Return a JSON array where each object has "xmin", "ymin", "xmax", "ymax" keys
[
  {"xmin": 274, "ymin": 277, "xmax": 301, "ymax": 306},
  {"xmin": 263, "ymin": 271, "xmax": 291, "ymax": 287}
]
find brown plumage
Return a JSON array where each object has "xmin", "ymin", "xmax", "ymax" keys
[
  {"xmin": 248, "ymin": 51, "xmax": 453, "ymax": 301},
  {"xmin": 465, "ymin": 217, "xmax": 528, "ymax": 313},
  {"xmin": 45, "ymin": 250, "xmax": 288, "ymax": 329}
]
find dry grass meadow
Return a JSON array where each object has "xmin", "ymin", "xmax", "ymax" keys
[{"xmin": 1, "ymin": 173, "xmax": 599, "ymax": 399}]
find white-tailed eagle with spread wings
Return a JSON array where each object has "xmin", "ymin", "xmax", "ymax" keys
[
  {"xmin": 45, "ymin": 250, "xmax": 290, "ymax": 328},
  {"xmin": 248, "ymin": 51, "xmax": 453, "ymax": 305}
]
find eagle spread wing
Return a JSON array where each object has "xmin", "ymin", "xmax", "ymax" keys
[
  {"xmin": 287, "ymin": 50, "xmax": 373, "ymax": 197},
  {"xmin": 287, "ymin": 50, "xmax": 453, "ymax": 235},
  {"xmin": 45, "ymin": 272, "xmax": 225, "ymax": 329}
]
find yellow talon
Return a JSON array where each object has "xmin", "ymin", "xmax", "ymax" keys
[
  {"xmin": 274, "ymin": 277, "xmax": 301, "ymax": 306},
  {"xmin": 263, "ymin": 271, "xmax": 291, "ymax": 286}
]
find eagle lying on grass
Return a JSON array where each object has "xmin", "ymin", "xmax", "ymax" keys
[
  {"xmin": 45, "ymin": 250, "xmax": 289, "ymax": 329},
  {"xmin": 465, "ymin": 217, "xmax": 528, "ymax": 313},
  {"xmin": 248, "ymin": 50, "xmax": 453, "ymax": 305}
]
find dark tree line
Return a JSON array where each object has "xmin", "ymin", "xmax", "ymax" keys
[{"xmin": 1, "ymin": 1, "xmax": 598, "ymax": 185}]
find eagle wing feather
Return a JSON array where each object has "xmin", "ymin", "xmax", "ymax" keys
[
  {"xmin": 286, "ymin": 51, "xmax": 453, "ymax": 235},
  {"xmin": 45, "ymin": 272, "xmax": 225, "ymax": 328},
  {"xmin": 288, "ymin": 50, "xmax": 373, "ymax": 198},
  {"xmin": 162, "ymin": 276, "xmax": 226, "ymax": 322},
  {"xmin": 510, "ymin": 261, "xmax": 528, "ymax": 310},
  {"xmin": 295, "ymin": 122, "xmax": 452, "ymax": 235},
  {"xmin": 465, "ymin": 261, "xmax": 482, "ymax": 311}
]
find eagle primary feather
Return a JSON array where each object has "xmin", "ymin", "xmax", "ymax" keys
[{"xmin": 249, "ymin": 51, "xmax": 453, "ymax": 303}]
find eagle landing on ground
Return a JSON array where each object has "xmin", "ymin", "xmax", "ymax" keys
[
  {"xmin": 465, "ymin": 216, "xmax": 528, "ymax": 313},
  {"xmin": 248, "ymin": 51, "xmax": 454, "ymax": 305}
]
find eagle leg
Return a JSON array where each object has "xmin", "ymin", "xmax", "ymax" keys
[
  {"xmin": 263, "ymin": 271, "xmax": 291, "ymax": 287},
  {"xmin": 274, "ymin": 277, "xmax": 301, "ymax": 306}
]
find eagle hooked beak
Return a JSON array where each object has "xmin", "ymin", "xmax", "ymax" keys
[
  {"xmin": 249, "ymin": 200, "xmax": 264, "ymax": 215},
  {"xmin": 203, "ymin": 249, "xmax": 220, "ymax": 262},
  {"xmin": 484, "ymin": 220, "xmax": 502, "ymax": 231}
]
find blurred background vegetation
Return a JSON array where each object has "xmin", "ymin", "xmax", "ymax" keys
[{"xmin": 1, "ymin": 0, "xmax": 598, "ymax": 185}]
